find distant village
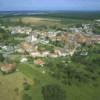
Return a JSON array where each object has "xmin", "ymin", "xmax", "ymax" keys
[{"xmin": 0, "ymin": 22, "xmax": 100, "ymax": 73}]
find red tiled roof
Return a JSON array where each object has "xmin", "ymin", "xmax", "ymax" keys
[{"xmin": 34, "ymin": 59, "xmax": 45, "ymax": 65}]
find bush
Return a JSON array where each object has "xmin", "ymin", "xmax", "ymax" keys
[
  {"xmin": 23, "ymin": 93, "xmax": 32, "ymax": 100},
  {"xmin": 42, "ymin": 84, "xmax": 66, "ymax": 100},
  {"xmin": 23, "ymin": 82, "xmax": 31, "ymax": 91},
  {"xmin": 0, "ymin": 54, "xmax": 4, "ymax": 62}
]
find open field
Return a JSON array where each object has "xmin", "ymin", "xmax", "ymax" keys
[
  {"xmin": 21, "ymin": 17, "xmax": 61, "ymax": 26},
  {"xmin": 0, "ymin": 14, "xmax": 93, "ymax": 28},
  {"xmin": 0, "ymin": 16, "xmax": 62, "ymax": 27},
  {"xmin": 0, "ymin": 72, "xmax": 33, "ymax": 100}
]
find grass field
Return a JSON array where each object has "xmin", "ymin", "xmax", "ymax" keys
[
  {"xmin": 0, "ymin": 71, "xmax": 33, "ymax": 100},
  {"xmin": 0, "ymin": 15, "xmax": 93, "ymax": 29},
  {"xmin": 1, "ymin": 16, "xmax": 62, "ymax": 27}
]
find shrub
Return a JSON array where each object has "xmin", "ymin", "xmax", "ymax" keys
[{"xmin": 42, "ymin": 84, "xmax": 66, "ymax": 100}]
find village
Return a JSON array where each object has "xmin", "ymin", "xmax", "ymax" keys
[
  {"xmin": 0, "ymin": 22, "xmax": 100, "ymax": 74},
  {"xmin": 1, "ymin": 0, "xmax": 100, "ymax": 99},
  {"xmin": 0, "ymin": 13, "xmax": 100, "ymax": 100}
]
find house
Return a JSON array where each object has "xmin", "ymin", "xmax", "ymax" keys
[
  {"xmin": 30, "ymin": 52, "xmax": 41, "ymax": 58},
  {"xmin": 10, "ymin": 26, "xmax": 32, "ymax": 35},
  {"xmin": 20, "ymin": 42, "xmax": 33, "ymax": 53},
  {"xmin": 96, "ymin": 19, "xmax": 100, "ymax": 22},
  {"xmin": 2, "ymin": 46, "xmax": 8, "ymax": 51},
  {"xmin": 91, "ymin": 35, "xmax": 100, "ymax": 44},
  {"xmin": 54, "ymin": 49, "xmax": 61, "ymax": 56},
  {"xmin": 69, "ymin": 48, "xmax": 76, "ymax": 56},
  {"xmin": 54, "ymin": 48, "xmax": 67, "ymax": 57},
  {"xmin": 42, "ymin": 70, "xmax": 46, "ymax": 74},
  {"xmin": 16, "ymin": 48, "xmax": 25, "ymax": 54},
  {"xmin": 75, "ymin": 33, "xmax": 88, "ymax": 44},
  {"xmin": 41, "ymin": 40, "xmax": 49, "ymax": 44},
  {"xmin": 34, "ymin": 59, "xmax": 45, "ymax": 66},
  {"xmin": 26, "ymin": 33, "xmax": 38, "ymax": 43},
  {"xmin": 0, "ymin": 64, "xmax": 16, "ymax": 73},
  {"xmin": 20, "ymin": 58, "xmax": 28, "ymax": 63},
  {"xmin": 49, "ymin": 53, "xmax": 58, "ymax": 58},
  {"xmin": 80, "ymin": 52, "xmax": 88, "ymax": 56},
  {"xmin": 42, "ymin": 51, "xmax": 50, "ymax": 57}
]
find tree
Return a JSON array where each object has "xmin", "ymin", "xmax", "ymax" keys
[
  {"xmin": 23, "ymin": 93, "xmax": 32, "ymax": 100},
  {"xmin": 42, "ymin": 84, "xmax": 66, "ymax": 100},
  {"xmin": 14, "ymin": 88, "xmax": 19, "ymax": 96},
  {"xmin": 0, "ymin": 54, "xmax": 4, "ymax": 62}
]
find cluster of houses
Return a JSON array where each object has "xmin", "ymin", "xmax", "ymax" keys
[
  {"xmin": 0, "ymin": 23, "xmax": 100, "ymax": 74},
  {"xmin": 69, "ymin": 24, "xmax": 93, "ymax": 34},
  {"xmin": 16, "ymin": 42, "xmax": 71, "ymax": 58},
  {"xmin": 8, "ymin": 26, "xmax": 32, "ymax": 35}
]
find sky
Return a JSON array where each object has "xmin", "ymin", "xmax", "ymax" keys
[{"xmin": 0, "ymin": 0, "xmax": 100, "ymax": 11}]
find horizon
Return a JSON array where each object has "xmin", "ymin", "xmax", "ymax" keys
[{"xmin": 0, "ymin": 10, "xmax": 100, "ymax": 12}]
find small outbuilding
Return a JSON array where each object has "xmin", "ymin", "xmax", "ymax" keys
[
  {"xmin": 0, "ymin": 64, "xmax": 16, "ymax": 74},
  {"xmin": 34, "ymin": 59, "xmax": 45, "ymax": 66}
]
